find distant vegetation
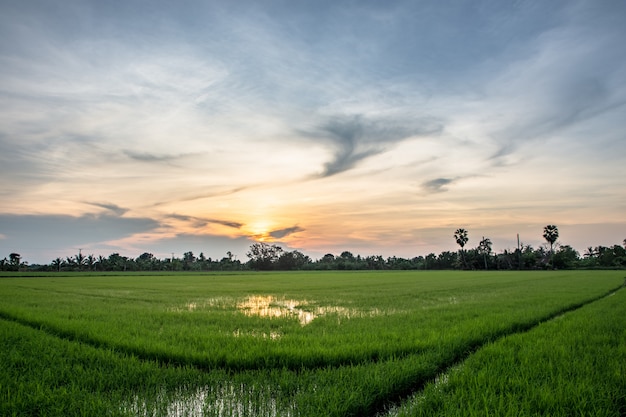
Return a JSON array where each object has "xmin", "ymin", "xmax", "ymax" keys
[{"xmin": 2, "ymin": 226, "xmax": 625, "ymax": 272}]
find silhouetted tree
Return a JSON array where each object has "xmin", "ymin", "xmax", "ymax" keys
[
  {"xmin": 478, "ymin": 236, "xmax": 492, "ymax": 270},
  {"xmin": 247, "ymin": 242, "xmax": 283, "ymax": 270},
  {"xmin": 424, "ymin": 253, "xmax": 436, "ymax": 269},
  {"xmin": 9, "ymin": 253, "xmax": 21, "ymax": 271},
  {"xmin": 454, "ymin": 228, "xmax": 469, "ymax": 269},
  {"xmin": 182, "ymin": 251, "xmax": 196, "ymax": 270},
  {"xmin": 543, "ymin": 225, "xmax": 559, "ymax": 268},
  {"xmin": 51, "ymin": 257, "xmax": 63, "ymax": 272},
  {"xmin": 108, "ymin": 253, "xmax": 129, "ymax": 271},
  {"xmin": 277, "ymin": 250, "xmax": 311, "ymax": 270},
  {"xmin": 552, "ymin": 245, "xmax": 579, "ymax": 269},
  {"xmin": 74, "ymin": 250, "xmax": 86, "ymax": 270}
]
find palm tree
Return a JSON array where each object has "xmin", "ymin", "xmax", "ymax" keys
[
  {"xmin": 9, "ymin": 253, "xmax": 21, "ymax": 271},
  {"xmin": 74, "ymin": 250, "xmax": 86, "ymax": 271},
  {"xmin": 65, "ymin": 256, "xmax": 77, "ymax": 270},
  {"xmin": 543, "ymin": 225, "xmax": 559, "ymax": 268},
  {"xmin": 97, "ymin": 255, "xmax": 106, "ymax": 271},
  {"xmin": 85, "ymin": 254, "xmax": 95, "ymax": 271},
  {"xmin": 478, "ymin": 236, "xmax": 492, "ymax": 270},
  {"xmin": 51, "ymin": 257, "xmax": 63, "ymax": 272},
  {"xmin": 454, "ymin": 228, "xmax": 469, "ymax": 269},
  {"xmin": 584, "ymin": 247, "xmax": 596, "ymax": 258}
]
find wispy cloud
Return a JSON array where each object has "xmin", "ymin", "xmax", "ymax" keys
[
  {"xmin": 152, "ymin": 187, "xmax": 250, "ymax": 207},
  {"xmin": 167, "ymin": 214, "xmax": 243, "ymax": 229},
  {"xmin": 123, "ymin": 150, "xmax": 199, "ymax": 163},
  {"xmin": 302, "ymin": 114, "xmax": 442, "ymax": 177},
  {"xmin": 1, "ymin": 1, "xmax": 625, "ymax": 263},
  {"xmin": 84, "ymin": 202, "xmax": 129, "ymax": 217},
  {"xmin": 421, "ymin": 178, "xmax": 457, "ymax": 194},
  {"xmin": 473, "ymin": 6, "xmax": 626, "ymax": 167},
  {"xmin": 269, "ymin": 226, "xmax": 304, "ymax": 239}
]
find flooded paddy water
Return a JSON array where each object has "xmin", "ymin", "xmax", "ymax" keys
[
  {"xmin": 123, "ymin": 383, "xmax": 296, "ymax": 417},
  {"xmin": 236, "ymin": 295, "xmax": 361, "ymax": 326},
  {"xmin": 171, "ymin": 294, "xmax": 392, "ymax": 329},
  {"xmin": 137, "ymin": 295, "xmax": 398, "ymax": 415}
]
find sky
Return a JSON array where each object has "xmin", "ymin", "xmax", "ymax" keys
[{"xmin": 1, "ymin": 0, "xmax": 625, "ymax": 265}]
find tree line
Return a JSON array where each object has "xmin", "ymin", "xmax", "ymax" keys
[{"xmin": 2, "ymin": 225, "xmax": 626, "ymax": 272}]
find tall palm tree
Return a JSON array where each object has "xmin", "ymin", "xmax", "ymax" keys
[
  {"xmin": 454, "ymin": 228, "xmax": 469, "ymax": 269},
  {"xmin": 543, "ymin": 225, "xmax": 559, "ymax": 268},
  {"xmin": 74, "ymin": 250, "xmax": 86, "ymax": 271},
  {"xmin": 478, "ymin": 236, "xmax": 492, "ymax": 270}
]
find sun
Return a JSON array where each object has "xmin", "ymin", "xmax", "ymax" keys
[{"xmin": 248, "ymin": 221, "xmax": 273, "ymax": 242}]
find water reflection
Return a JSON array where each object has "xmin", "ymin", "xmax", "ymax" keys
[
  {"xmin": 169, "ymin": 297, "xmax": 234, "ymax": 313},
  {"xmin": 232, "ymin": 328, "xmax": 282, "ymax": 340},
  {"xmin": 170, "ymin": 295, "xmax": 393, "ymax": 327},
  {"xmin": 237, "ymin": 296, "xmax": 316, "ymax": 325},
  {"xmin": 236, "ymin": 296, "xmax": 365, "ymax": 326},
  {"xmin": 123, "ymin": 383, "xmax": 295, "ymax": 417}
]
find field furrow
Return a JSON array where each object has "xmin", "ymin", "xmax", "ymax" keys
[
  {"xmin": 381, "ymin": 281, "xmax": 626, "ymax": 417},
  {"xmin": 1, "ymin": 271, "xmax": 624, "ymax": 416}
]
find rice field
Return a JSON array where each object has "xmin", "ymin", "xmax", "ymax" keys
[{"xmin": 0, "ymin": 270, "xmax": 624, "ymax": 416}]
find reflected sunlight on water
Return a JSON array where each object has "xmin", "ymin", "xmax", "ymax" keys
[
  {"xmin": 169, "ymin": 295, "xmax": 397, "ymax": 328},
  {"xmin": 236, "ymin": 296, "xmax": 316, "ymax": 325},
  {"xmin": 236, "ymin": 295, "xmax": 373, "ymax": 326}
]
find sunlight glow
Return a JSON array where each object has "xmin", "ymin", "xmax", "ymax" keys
[{"xmin": 247, "ymin": 221, "xmax": 273, "ymax": 242}]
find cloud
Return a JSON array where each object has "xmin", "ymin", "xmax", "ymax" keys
[
  {"xmin": 0, "ymin": 1, "xmax": 625, "ymax": 264},
  {"xmin": 422, "ymin": 178, "xmax": 456, "ymax": 193},
  {"xmin": 84, "ymin": 202, "xmax": 129, "ymax": 217},
  {"xmin": 269, "ymin": 226, "xmax": 304, "ymax": 239},
  {"xmin": 477, "ymin": 6, "xmax": 626, "ymax": 166},
  {"xmin": 167, "ymin": 214, "xmax": 243, "ymax": 229},
  {"xmin": 153, "ymin": 187, "xmax": 250, "ymax": 207},
  {"xmin": 123, "ymin": 150, "xmax": 193, "ymax": 163},
  {"xmin": 0, "ymin": 213, "xmax": 161, "ymax": 262},
  {"xmin": 302, "ymin": 114, "xmax": 442, "ymax": 177}
]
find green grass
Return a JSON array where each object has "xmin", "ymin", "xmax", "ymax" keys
[
  {"xmin": 0, "ymin": 270, "xmax": 623, "ymax": 416},
  {"xmin": 0, "ymin": 318, "xmax": 209, "ymax": 416},
  {"xmin": 384, "ymin": 281, "xmax": 626, "ymax": 417}
]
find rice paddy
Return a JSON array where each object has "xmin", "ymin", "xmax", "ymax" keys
[{"xmin": 0, "ymin": 270, "xmax": 624, "ymax": 416}]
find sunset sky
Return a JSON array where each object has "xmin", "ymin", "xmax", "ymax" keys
[{"xmin": 1, "ymin": 0, "xmax": 625, "ymax": 264}]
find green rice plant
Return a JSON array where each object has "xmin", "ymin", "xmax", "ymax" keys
[
  {"xmin": 1, "ymin": 271, "xmax": 624, "ymax": 416},
  {"xmin": 0, "ymin": 271, "xmax": 622, "ymax": 371},
  {"xmin": 0, "ymin": 318, "xmax": 303, "ymax": 417},
  {"xmin": 385, "ymin": 282, "xmax": 626, "ymax": 417},
  {"xmin": 0, "ymin": 318, "xmax": 186, "ymax": 416}
]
